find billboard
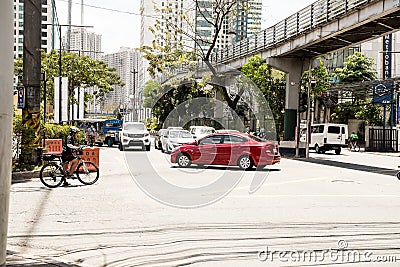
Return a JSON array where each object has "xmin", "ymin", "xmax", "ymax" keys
[{"xmin": 54, "ymin": 77, "xmax": 68, "ymax": 123}]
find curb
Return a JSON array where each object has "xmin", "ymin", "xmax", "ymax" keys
[
  {"xmin": 7, "ymin": 250, "xmax": 78, "ymax": 267},
  {"xmin": 12, "ymin": 170, "xmax": 41, "ymax": 181}
]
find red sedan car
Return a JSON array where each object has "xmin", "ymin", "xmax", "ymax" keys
[{"xmin": 170, "ymin": 131, "xmax": 280, "ymax": 170}]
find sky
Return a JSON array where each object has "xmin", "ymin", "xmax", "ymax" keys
[{"xmin": 55, "ymin": 0, "xmax": 316, "ymax": 54}]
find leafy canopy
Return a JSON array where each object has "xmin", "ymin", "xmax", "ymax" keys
[{"xmin": 14, "ymin": 50, "xmax": 123, "ymax": 106}]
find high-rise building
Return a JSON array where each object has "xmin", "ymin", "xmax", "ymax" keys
[
  {"xmin": 139, "ymin": 0, "xmax": 263, "ymax": 81},
  {"xmin": 62, "ymin": 28, "xmax": 102, "ymax": 114},
  {"xmin": 195, "ymin": 0, "xmax": 262, "ymax": 53},
  {"xmin": 103, "ymin": 47, "xmax": 142, "ymax": 119},
  {"xmin": 13, "ymin": 0, "xmax": 55, "ymax": 58},
  {"xmin": 63, "ymin": 28, "xmax": 102, "ymax": 61}
]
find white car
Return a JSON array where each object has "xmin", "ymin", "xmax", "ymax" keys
[
  {"xmin": 119, "ymin": 122, "xmax": 151, "ymax": 151},
  {"xmin": 161, "ymin": 129, "xmax": 195, "ymax": 153},
  {"xmin": 189, "ymin": 126, "xmax": 215, "ymax": 140}
]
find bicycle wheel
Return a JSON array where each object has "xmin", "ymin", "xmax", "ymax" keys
[
  {"xmin": 76, "ymin": 161, "xmax": 99, "ymax": 185},
  {"xmin": 40, "ymin": 162, "xmax": 64, "ymax": 188},
  {"xmin": 354, "ymin": 144, "xmax": 360, "ymax": 152}
]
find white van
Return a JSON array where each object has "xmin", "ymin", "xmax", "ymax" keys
[{"xmin": 300, "ymin": 123, "xmax": 348, "ymax": 154}]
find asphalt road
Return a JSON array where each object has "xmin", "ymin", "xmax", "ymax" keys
[{"xmin": 6, "ymin": 144, "xmax": 400, "ymax": 266}]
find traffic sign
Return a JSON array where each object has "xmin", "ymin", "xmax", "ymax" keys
[{"xmin": 17, "ymin": 86, "xmax": 25, "ymax": 109}]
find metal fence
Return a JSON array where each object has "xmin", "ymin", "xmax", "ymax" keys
[
  {"xmin": 211, "ymin": 0, "xmax": 373, "ymax": 64},
  {"xmin": 368, "ymin": 128, "xmax": 398, "ymax": 152}
]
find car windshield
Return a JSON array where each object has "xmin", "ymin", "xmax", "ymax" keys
[
  {"xmin": 124, "ymin": 123, "xmax": 145, "ymax": 131},
  {"xmin": 247, "ymin": 134, "xmax": 264, "ymax": 142},
  {"xmin": 200, "ymin": 128, "xmax": 214, "ymax": 134},
  {"xmin": 169, "ymin": 130, "xmax": 192, "ymax": 138}
]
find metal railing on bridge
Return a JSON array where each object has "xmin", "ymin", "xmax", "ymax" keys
[{"xmin": 211, "ymin": 0, "xmax": 373, "ymax": 64}]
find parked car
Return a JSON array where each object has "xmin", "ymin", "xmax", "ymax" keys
[
  {"xmin": 118, "ymin": 122, "xmax": 151, "ymax": 151},
  {"xmin": 189, "ymin": 126, "xmax": 215, "ymax": 139},
  {"xmin": 154, "ymin": 129, "xmax": 167, "ymax": 150},
  {"xmin": 162, "ymin": 129, "xmax": 195, "ymax": 153},
  {"xmin": 300, "ymin": 123, "xmax": 348, "ymax": 154},
  {"xmin": 170, "ymin": 131, "xmax": 280, "ymax": 169}
]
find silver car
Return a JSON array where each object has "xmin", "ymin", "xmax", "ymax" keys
[{"xmin": 161, "ymin": 129, "xmax": 195, "ymax": 153}]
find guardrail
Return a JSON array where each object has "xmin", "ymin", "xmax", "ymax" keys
[{"xmin": 211, "ymin": 0, "xmax": 373, "ymax": 64}]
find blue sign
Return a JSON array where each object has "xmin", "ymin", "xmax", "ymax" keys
[
  {"xmin": 373, "ymin": 81, "xmax": 393, "ymax": 104},
  {"xmin": 17, "ymin": 86, "xmax": 25, "ymax": 109},
  {"xmin": 383, "ymin": 34, "xmax": 392, "ymax": 79}
]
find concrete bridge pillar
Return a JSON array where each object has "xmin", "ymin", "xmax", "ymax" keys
[{"xmin": 267, "ymin": 57, "xmax": 310, "ymax": 140}]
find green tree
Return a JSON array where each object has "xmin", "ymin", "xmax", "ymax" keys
[
  {"xmin": 14, "ymin": 50, "xmax": 123, "ymax": 110},
  {"xmin": 145, "ymin": 79, "xmax": 214, "ymax": 128},
  {"xmin": 331, "ymin": 52, "xmax": 380, "ymax": 124},
  {"xmin": 139, "ymin": 0, "xmax": 253, "ymax": 113},
  {"xmin": 334, "ymin": 52, "xmax": 376, "ymax": 83},
  {"xmin": 301, "ymin": 59, "xmax": 331, "ymax": 97},
  {"xmin": 142, "ymin": 80, "xmax": 161, "ymax": 109},
  {"xmin": 241, "ymin": 56, "xmax": 286, "ymax": 135}
]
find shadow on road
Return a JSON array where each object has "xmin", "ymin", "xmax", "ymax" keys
[
  {"xmin": 171, "ymin": 165, "xmax": 281, "ymax": 172},
  {"xmin": 294, "ymin": 157, "xmax": 398, "ymax": 176}
]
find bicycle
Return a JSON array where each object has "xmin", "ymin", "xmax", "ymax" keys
[
  {"xmin": 40, "ymin": 147, "xmax": 99, "ymax": 188},
  {"xmin": 348, "ymin": 140, "xmax": 360, "ymax": 152}
]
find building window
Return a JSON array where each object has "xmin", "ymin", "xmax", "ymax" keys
[
  {"xmin": 19, "ymin": 5, "xmax": 24, "ymax": 11},
  {"xmin": 41, "ymin": 40, "xmax": 47, "ymax": 45}
]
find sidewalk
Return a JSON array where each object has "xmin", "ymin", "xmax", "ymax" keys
[{"xmin": 6, "ymin": 250, "xmax": 78, "ymax": 267}]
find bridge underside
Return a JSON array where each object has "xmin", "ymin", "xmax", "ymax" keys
[{"xmin": 277, "ymin": 9, "xmax": 400, "ymax": 58}]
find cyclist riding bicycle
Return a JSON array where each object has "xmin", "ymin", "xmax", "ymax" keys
[
  {"xmin": 62, "ymin": 128, "xmax": 83, "ymax": 186},
  {"xmin": 349, "ymin": 131, "xmax": 359, "ymax": 150},
  {"xmin": 86, "ymin": 123, "xmax": 97, "ymax": 147}
]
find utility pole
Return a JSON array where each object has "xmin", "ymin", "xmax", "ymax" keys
[
  {"xmin": 0, "ymin": 1, "xmax": 14, "ymax": 266},
  {"xmin": 66, "ymin": 0, "xmax": 72, "ymax": 51},
  {"xmin": 21, "ymin": 0, "xmax": 42, "ymax": 163},
  {"xmin": 131, "ymin": 69, "xmax": 138, "ymax": 121}
]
